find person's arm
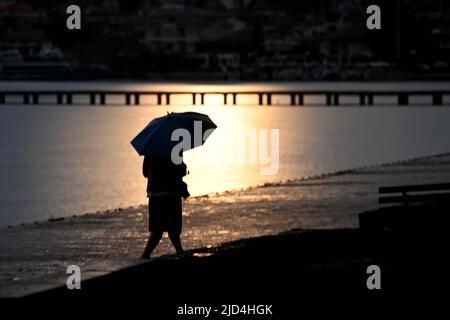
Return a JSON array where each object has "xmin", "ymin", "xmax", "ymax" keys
[
  {"xmin": 174, "ymin": 162, "xmax": 188, "ymax": 177},
  {"xmin": 142, "ymin": 156, "xmax": 150, "ymax": 178}
]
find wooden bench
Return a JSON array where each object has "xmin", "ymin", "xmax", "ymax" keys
[
  {"xmin": 359, "ymin": 182, "xmax": 450, "ymax": 230},
  {"xmin": 378, "ymin": 183, "xmax": 450, "ymax": 207}
]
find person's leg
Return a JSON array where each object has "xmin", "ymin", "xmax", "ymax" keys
[
  {"xmin": 141, "ymin": 231, "xmax": 163, "ymax": 259},
  {"xmin": 168, "ymin": 232, "xmax": 184, "ymax": 254}
]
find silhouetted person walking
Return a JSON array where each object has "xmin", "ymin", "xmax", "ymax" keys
[{"xmin": 141, "ymin": 156, "xmax": 190, "ymax": 259}]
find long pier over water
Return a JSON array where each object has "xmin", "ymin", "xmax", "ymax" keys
[{"xmin": 0, "ymin": 90, "xmax": 449, "ymax": 106}]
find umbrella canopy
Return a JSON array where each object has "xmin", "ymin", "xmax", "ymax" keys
[{"xmin": 131, "ymin": 111, "xmax": 217, "ymax": 157}]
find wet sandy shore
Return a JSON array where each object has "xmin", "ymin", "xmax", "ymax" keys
[{"xmin": 1, "ymin": 153, "xmax": 450, "ymax": 297}]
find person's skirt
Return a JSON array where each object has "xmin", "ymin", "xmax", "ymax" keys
[{"xmin": 148, "ymin": 195, "xmax": 182, "ymax": 234}]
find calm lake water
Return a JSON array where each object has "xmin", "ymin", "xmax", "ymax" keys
[{"xmin": 1, "ymin": 81, "xmax": 450, "ymax": 227}]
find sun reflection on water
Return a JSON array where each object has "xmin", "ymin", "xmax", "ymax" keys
[{"xmin": 5, "ymin": 82, "xmax": 450, "ymax": 227}]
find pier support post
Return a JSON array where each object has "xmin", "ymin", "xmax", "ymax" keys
[
  {"xmin": 398, "ymin": 93, "xmax": 408, "ymax": 106},
  {"xmin": 135, "ymin": 94, "xmax": 140, "ymax": 105},
  {"xmin": 23, "ymin": 94, "xmax": 30, "ymax": 104},
  {"xmin": 192, "ymin": 94, "xmax": 196, "ymax": 105},
  {"xmin": 267, "ymin": 93, "xmax": 272, "ymax": 105},
  {"xmin": 32, "ymin": 93, "xmax": 39, "ymax": 104},
  {"xmin": 166, "ymin": 94, "xmax": 170, "ymax": 105},
  {"xmin": 200, "ymin": 93, "xmax": 205, "ymax": 105},
  {"xmin": 100, "ymin": 93, "xmax": 106, "ymax": 105},
  {"xmin": 90, "ymin": 94, "xmax": 96, "ymax": 105},
  {"xmin": 290, "ymin": 94, "xmax": 296, "ymax": 106},
  {"xmin": 326, "ymin": 93, "xmax": 332, "ymax": 106},
  {"xmin": 157, "ymin": 93, "xmax": 162, "ymax": 105},
  {"xmin": 223, "ymin": 93, "xmax": 227, "ymax": 105},
  {"xmin": 367, "ymin": 94, "xmax": 374, "ymax": 106},
  {"xmin": 432, "ymin": 93, "xmax": 443, "ymax": 106},
  {"xmin": 258, "ymin": 93, "xmax": 263, "ymax": 105},
  {"xmin": 232, "ymin": 93, "xmax": 237, "ymax": 105},
  {"xmin": 298, "ymin": 94, "xmax": 304, "ymax": 106},
  {"xmin": 67, "ymin": 94, "xmax": 73, "ymax": 105},
  {"xmin": 359, "ymin": 94, "xmax": 365, "ymax": 106},
  {"xmin": 125, "ymin": 93, "xmax": 131, "ymax": 105},
  {"xmin": 333, "ymin": 93, "xmax": 339, "ymax": 106},
  {"xmin": 0, "ymin": 94, "xmax": 4, "ymax": 104},
  {"xmin": 57, "ymin": 94, "xmax": 63, "ymax": 104}
]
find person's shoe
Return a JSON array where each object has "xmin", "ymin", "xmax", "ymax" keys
[
  {"xmin": 140, "ymin": 253, "xmax": 150, "ymax": 259},
  {"xmin": 176, "ymin": 250, "xmax": 185, "ymax": 256}
]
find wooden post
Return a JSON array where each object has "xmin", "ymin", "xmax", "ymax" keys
[
  {"xmin": 192, "ymin": 93, "xmax": 196, "ymax": 105},
  {"xmin": 223, "ymin": 93, "xmax": 227, "ymax": 105},
  {"xmin": 432, "ymin": 93, "xmax": 443, "ymax": 106},
  {"xmin": 398, "ymin": 93, "xmax": 408, "ymax": 106},
  {"xmin": 135, "ymin": 94, "xmax": 140, "ymax": 105},
  {"xmin": 100, "ymin": 93, "xmax": 106, "ymax": 105},
  {"xmin": 290, "ymin": 93, "xmax": 296, "ymax": 106},
  {"xmin": 0, "ymin": 94, "xmax": 4, "ymax": 104},
  {"xmin": 125, "ymin": 93, "xmax": 131, "ymax": 105},
  {"xmin": 57, "ymin": 93, "xmax": 63, "ymax": 104},
  {"xmin": 258, "ymin": 93, "xmax": 263, "ymax": 105},
  {"xmin": 90, "ymin": 93, "xmax": 96, "ymax": 105},
  {"xmin": 67, "ymin": 93, "xmax": 73, "ymax": 105},
  {"xmin": 200, "ymin": 93, "xmax": 205, "ymax": 105},
  {"xmin": 23, "ymin": 94, "xmax": 30, "ymax": 104},
  {"xmin": 232, "ymin": 93, "xmax": 237, "ymax": 105},
  {"xmin": 367, "ymin": 94, "xmax": 374, "ymax": 106}
]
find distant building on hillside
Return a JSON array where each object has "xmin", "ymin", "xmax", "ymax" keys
[{"xmin": 136, "ymin": 3, "xmax": 220, "ymax": 54}]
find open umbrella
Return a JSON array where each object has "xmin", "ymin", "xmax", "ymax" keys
[{"xmin": 131, "ymin": 111, "xmax": 217, "ymax": 157}]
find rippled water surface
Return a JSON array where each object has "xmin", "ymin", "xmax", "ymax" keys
[{"xmin": 1, "ymin": 81, "xmax": 450, "ymax": 227}]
